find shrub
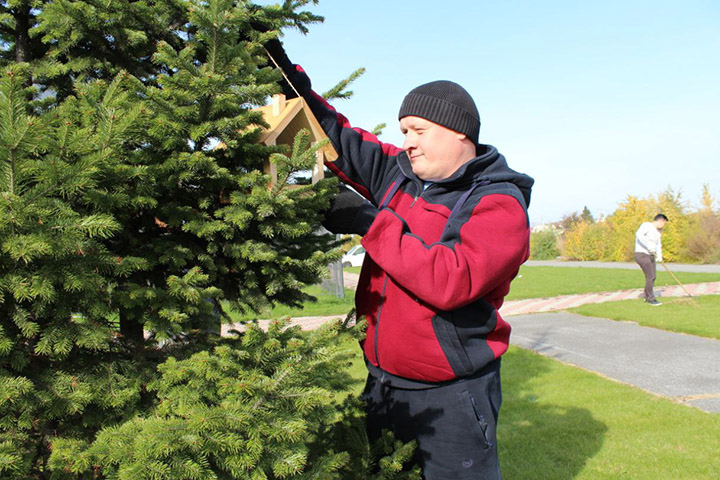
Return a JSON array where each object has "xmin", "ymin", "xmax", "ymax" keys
[
  {"xmin": 685, "ymin": 210, "xmax": 720, "ymax": 264},
  {"xmin": 530, "ymin": 230, "xmax": 560, "ymax": 260}
]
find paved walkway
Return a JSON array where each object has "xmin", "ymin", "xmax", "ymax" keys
[
  {"xmin": 502, "ymin": 264, "xmax": 720, "ymax": 413},
  {"xmin": 510, "ymin": 312, "xmax": 720, "ymax": 413}
]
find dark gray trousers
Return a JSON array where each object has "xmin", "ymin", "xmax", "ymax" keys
[
  {"xmin": 635, "ymin": 252, "xmax": 657, "ymax": 301},
  {"xmin": 363, "ymin": 359, "xmax": 502, "ymax": 480}
]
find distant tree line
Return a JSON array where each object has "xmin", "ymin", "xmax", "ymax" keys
[{"xmin": 530, "ymin": 185, "xmax": 720, "ymax": 264}]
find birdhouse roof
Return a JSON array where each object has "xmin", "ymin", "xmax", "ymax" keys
[{"xmin": 253, "ymin": 95, "xmax": 337, "ymax": 162}]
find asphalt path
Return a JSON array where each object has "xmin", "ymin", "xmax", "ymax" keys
[{"xmin": 510, "ymin": 312, "xmax": 720, "ymax": 413}]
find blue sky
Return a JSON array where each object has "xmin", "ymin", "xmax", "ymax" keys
[{"xmin": 272, "ymin": 0, "xmax": 719, "ymax": 224}]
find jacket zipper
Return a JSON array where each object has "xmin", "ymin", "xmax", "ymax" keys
[
  {"xmin": 373, "ymin": 275, "xmax": 390, "ymax": 367},
  {"xmin": 410, "ymin": 183, "xmax": 433, "ymax": 208}
]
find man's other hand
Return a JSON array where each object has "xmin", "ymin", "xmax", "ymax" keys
[{"xmin": 322, "ymin": 185, "xmax": 378, "ymax": 236}]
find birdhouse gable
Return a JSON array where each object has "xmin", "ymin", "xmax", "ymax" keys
[
  {"xmin": 251, "ymin": 94, "xmax": 338, "ymax": 187},
  {"xmin": 254, "ymin": 94, "xmax": 337, "ymax": 162}
]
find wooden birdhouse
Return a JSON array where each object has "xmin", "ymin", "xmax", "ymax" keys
[{"xmin": 252, "ymin": 94, "xmax": 338, "ymax": 187}]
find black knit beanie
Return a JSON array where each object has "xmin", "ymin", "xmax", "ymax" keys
[{"xmin": 398, "ymin": 80, "xmax": 480, "ymax": 144}]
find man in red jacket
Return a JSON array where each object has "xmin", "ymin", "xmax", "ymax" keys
[{"xmin": 265, "ymin": 40, "xmax": 533, "ymax": 480}]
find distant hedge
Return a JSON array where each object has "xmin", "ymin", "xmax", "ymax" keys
[{"xmin": 530, "ymin": 186, "xmax": 720, "ymax": 263}]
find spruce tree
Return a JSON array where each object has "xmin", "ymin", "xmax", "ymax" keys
[{"xmin": 1, "ymin": 1, "xmax": 419, "ymax": 478}]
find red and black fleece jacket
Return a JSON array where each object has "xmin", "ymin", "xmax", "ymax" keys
[{"xmin": 283, "ymin": 64, "xmax": 534, "ymax": 384}]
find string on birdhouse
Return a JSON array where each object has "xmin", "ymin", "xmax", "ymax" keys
[{"xmin": 264, "ymin": 48, "xmax": 303, "ymax": 100}]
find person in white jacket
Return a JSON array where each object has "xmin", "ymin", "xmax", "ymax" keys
[{"xmin": 634, "ymin": 214, "xmax": 669, "ymax": 305}]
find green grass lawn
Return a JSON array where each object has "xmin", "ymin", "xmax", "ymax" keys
[
  {"xmin": 251, "ymin": 265, "xmax": 720, "ymax": 477},
  {"xmin": 338, "ymin": 343, "xmax": 720, "ymax": 479},
  {"xmin": 226, "ymin": 266, "xmax": 719, "ymax": 325},
  {"xmin": 335, "ymin": 265, "xmax": 720, "ymax": 477},
  {"xmin": 348, "ymin": 264, "xmax": 718, "ymax": 301},
  {"xmin": 507, "ymin": 266, "xmax": 719, "ymax": 300},
  {"xmin": 498, "ymin": 346, "xmax": 720, "ymax": 479},
  {"xmin": 569, "ymin": 295, "xmax": 720, "ymax": 340},
  {"xmin": 226, "ymin": 284, "xmax": 355, "ymax": 322}
]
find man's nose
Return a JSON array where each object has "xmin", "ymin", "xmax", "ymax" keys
[{"xmin": 402, "ymin": 135, "xmax": 415, "ymax": 151}]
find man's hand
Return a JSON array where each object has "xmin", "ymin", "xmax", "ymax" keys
[
  {"xmin": 263, "ymin": 37, "xmax": 294, "ymax": 73},
  {"xmin": 322, "ymin": 185, "xmax": 378, "ymax": 236},
  {"xmin": 259, "ymin": 34, "xmax": 309, "ymax": 99}
]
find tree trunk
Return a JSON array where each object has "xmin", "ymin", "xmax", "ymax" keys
[
  {"xmin": 14, "ymin": 5, "xmax": 32, "ymax": 63},
  {"xmin": 119, "ymin": 308, "xmax": 145, "ymax": 349}
]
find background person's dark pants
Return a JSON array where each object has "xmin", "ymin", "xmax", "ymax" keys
[
  {"xmin": 635, "ymin": 252, "xmax": 657, "ymax": 301},
  {"xmin": 362, "ymin": 359, "xmax": 502, "ymax": 480}
]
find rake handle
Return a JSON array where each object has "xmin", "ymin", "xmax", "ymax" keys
[{"xmin": 660, "ymin": 262, "xmax": 693, "ymax": 298}]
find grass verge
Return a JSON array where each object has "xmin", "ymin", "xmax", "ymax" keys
[
  {"xmin": 307, "ymin": 264, "xmax": 720, "ymax": 477},
  {"xmin": 241, "ymin": 265, "xmax": 720, "ymax": 477},
  {"xmin": 499, "ymin": 346, "xmax": 720, "ymax": 479},
  {"xmin": 507, "ymin": 266, "xmax": 719, "ymax": 300},
  {"xmin": 569, "ymin": 295, "xmax": 720, "ymax": 340},
  {"xmin": 339, "ymin": 344, "xmax": 720, "ymax": 479}
]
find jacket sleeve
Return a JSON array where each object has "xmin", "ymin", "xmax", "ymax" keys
[
  {"xmin": 285, "ymin": 65, "xmax": 402, "ymax": 204},
  {"xmin": 360, "ymin": 194, "xmax": 530, "ymax": 311}
]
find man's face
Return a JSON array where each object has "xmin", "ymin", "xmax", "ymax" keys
[
  {"xmin": 655, "ymin": 219, "xmax": 667, "ymax": 231},
  {"xmin": 400, "ymin": 116, "xmax": 471, "ymax": 181}
]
